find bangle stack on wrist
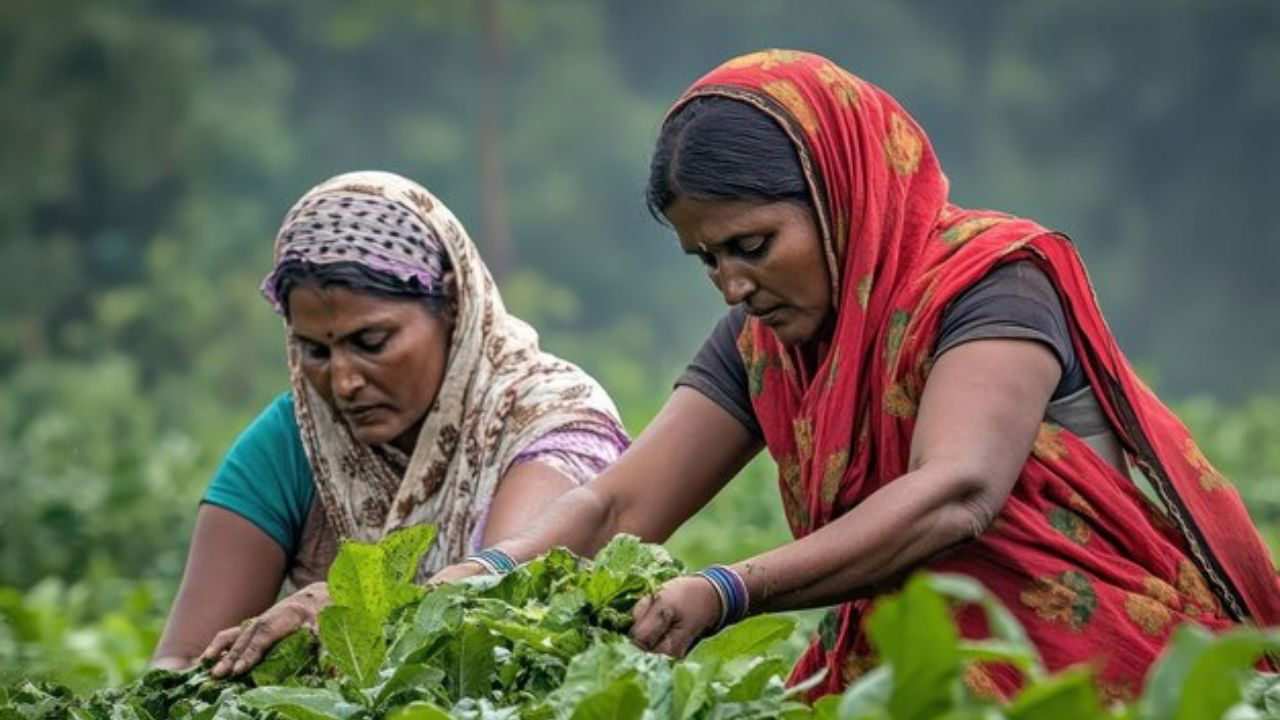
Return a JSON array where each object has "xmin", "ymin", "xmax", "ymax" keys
[
  {"xmin": 465, "ymin": 547, "xmax": 518, "ymax": 576},
  {"xmin": 696, "ymin": 564, "xmax": 750, "ymax": 631}
]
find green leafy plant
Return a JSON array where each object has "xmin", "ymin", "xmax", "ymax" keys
[{"xmin": 4, "ymin": 530, "xmax": 1278, "ymax": 720}]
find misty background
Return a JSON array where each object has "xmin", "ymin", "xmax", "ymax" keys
[{"xmin": 1, "ymin": 0, "xmax": 1278, "ymax": 688}]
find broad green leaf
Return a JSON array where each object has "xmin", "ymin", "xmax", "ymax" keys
[
  {"xmin": 672, "ymin": 662, "xmax": 715, "ymax": 720},
  {"xmin": 109, "ymin": 702, "xmax": 149, "ymax": 720},
  {"xmin": 389, "ymin": 583, "xmax": 468, "ymax": 663},
  {"xmin": 568, "ymin": 678, "xmax": 646, "ymax": 720},
  {"xmin": 239, "ymin": 687, "xmax": 362, "ymax": 719},
  {"xmin": 250, "ymin": 630, "xmax": 317, "ymax": 687},
  {"xmin": 866, "ymin": 575, "xmax": 960, "ymax": 720},
  {"xmin": 371, "ymin": 663, "xmax": 445, "ymax": 710},
  {"xmin": 318, "ymin": 605, "xmax": 385, "ymax": 688},
  {"xmin": 835, "ymin": 665, "xmax": 894, "ymax": 720},
  {"xmin": 1139, "ymin": 625, "xmax": 1280, "ymax": 720},
  {"xmin": 327, "ymin": 542, "xmax": 390, "ymax": 621},
  {"xmin": 723, "ymin": 657, "xmax": 790, "ymax": 702},
  {"xmin": 379, "ymin": 525, "xmax": 437, "ymax": 585},
  {"xmin": 1006, "ymin": 667, "xmax": 1104, "ymax": 718},
  {"xmin": 810, "ymin": 695, "xmax": 843, "ymax": 720},
  {"xmin": 480, "ymin": 618, "xmax": 585, "ymax": 660},
  {"xmin": 582, "ymin": 535, "xmax": 681, "ymax": 614},
  {"xmin": 929, "ymin": 574, "xmax": 1043, "ymax": 678},
  {"xmin": 687, "ymin": 615, "xmax": 795, "ymax": 667},
  {"xmin": 544, "ymin": 588, "xmax": 589, "ymax": 631},
  {"xmin": 437, "ymin": 620, "xmax": 497, "ymax": 701},
  {"xmin": 386, "ymin": 702, "xmax": 454, "ymax": 720}
]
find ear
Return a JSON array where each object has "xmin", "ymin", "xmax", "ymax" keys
[{"xmin": 440, "ymin": 271, "xmax": 459, "ymax": 325}]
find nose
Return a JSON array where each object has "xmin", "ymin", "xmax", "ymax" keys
[
  {"xmin": 330, "ymin": 351, "xmax": 365, "ymax": 401},
  {"xmin": 718, "ymin": 268, "xmax": 757, "ymax": 306}
]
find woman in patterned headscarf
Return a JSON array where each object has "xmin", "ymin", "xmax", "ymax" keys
[
  {"xmin": 151, "ymin": 171, "xmax": 628, "ymax": 674},
  {"xmin": 431, "ymin": 51, "xmax": 1279, "ymax": 701}
]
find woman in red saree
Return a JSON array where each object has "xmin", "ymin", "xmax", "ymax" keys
[{"xmin": 432, "ymin": 50, "xmax": 1280, "ymax": 701}]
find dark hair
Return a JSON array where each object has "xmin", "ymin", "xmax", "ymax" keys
[
  {"xmin": 273, "ymin": 260, "xmax": 452, "ymax": 318},
  {"xmin": 646, "ymin": 96, "xmax": 811, "ymax": 222}
]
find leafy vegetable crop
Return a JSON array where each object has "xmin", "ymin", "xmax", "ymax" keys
[{"xmin": 3, "ymin": 527, "xmax": 1278, "ymax": 720}]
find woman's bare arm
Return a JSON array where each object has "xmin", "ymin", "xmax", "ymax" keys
[
  {"xmin": 736, "ymin": 338, "xmax": 1060, "ymax": 612},
  {"xmin": 629, "ymin": 338, "xmax": 1061, "ymax": 656},
  {"xmin": 440, "ymin": 387, "xmax": 759, "ymax": 573},
  {"xmin": 151, "ymin": 505, "xmax": 287, "ymax": 669}
]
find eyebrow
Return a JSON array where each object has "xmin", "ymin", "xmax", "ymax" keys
[
  {"xmin": 290, "ymin": 324, "xmax": 389, "ymax": 345},
  {"xmin": 683, "ymin": 232, "xmax": 759, "ymax": 255}
]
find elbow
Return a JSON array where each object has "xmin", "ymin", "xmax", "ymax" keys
[{"xmin": 934, "ymin": 469, "xmax": 1003, "ymax": 545}]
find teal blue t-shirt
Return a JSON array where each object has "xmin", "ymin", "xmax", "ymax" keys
[{"xmin": 202, "ymin": 393, "xmax": 316, "ymax": 556}]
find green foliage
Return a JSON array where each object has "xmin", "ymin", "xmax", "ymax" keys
[
  {"xmin": 0, "ymin": 532, "xmax": 809, "ymax": 719},
  {"xmin": 5, "ymin": 534, "xmax": 1280, "ymax": 719}
]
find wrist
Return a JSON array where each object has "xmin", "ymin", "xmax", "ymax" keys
[
  {"xmin": 694, "ymin": 564, "xmax": 750, "ymax": 632},
  {"xmin": 464, "ymin": 547, "xmax": 519, "ymax": 575}
]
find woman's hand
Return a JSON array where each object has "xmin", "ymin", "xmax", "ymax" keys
[
  {"xmin": 629, "ymin": 575, "xmax": 723, "ymax": 657},
  {"xmin": 203, "ymin": 581, "xmax": 330, "ymax": 677},
  {"xmin": 425, "ymin": 561, "xmax": 487, "ymax": 586}
]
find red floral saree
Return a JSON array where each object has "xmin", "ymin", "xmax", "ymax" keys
[{"xmin": 669, "ymin": 50, "xmax": 1280, "ymax": 702}]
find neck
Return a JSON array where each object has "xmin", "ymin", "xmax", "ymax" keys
[{"xmin": 390, "ymin": 417, "xmax": 425, "ymax": 455}]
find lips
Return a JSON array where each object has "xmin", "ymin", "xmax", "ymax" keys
[
  {"xmin": 342, "ymin": 405, "xmax": 386, "ymax": 424},
  {"xmin": 747, "ymin": 304, "xmax": 786, "ymax": 325}
]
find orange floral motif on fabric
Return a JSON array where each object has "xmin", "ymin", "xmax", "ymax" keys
[
  {"xmin": 1143, "ymin": 576, "xmax": 1181, "ymax": 608},
  {"xmin": 884, "ymin": 112, "xmax": 923, "ymax": 176},
  {"xmin": 793, "ymin": 417, "xmax": 815, "ymax": 462},
  {"xmin": 884, "ymin": 379, "xmax": 919, "ymax": 419},
  {"xmin": 817, "ymin": 62, "xmax": 859, "ymax": 107},
  {"xmin": 1032, "ymin": 423, "xmax": 1069, "ymax": 462},
  {"xmin": 855, "ymin": 274, "xmax": 874, "ymax": 308},
  {"xmin": 820, "ymin": 449, "xmax": 850, "ymax": 506},
  {"xmin": 1124, "ymin": 592, "xmax": 1174, "ymax": 635},
  {"xmin": 1047, "ymin": 505, "xmax": 1091, "ymax": 545},
  {"xmin": 762, "ymin": 79, "xmax": 820, "ymax": 136},
  {"xmin": 1183, "ymin": 438, "xmax": 1229, "ymax": 491},
  {"xmin": 941, "ymin": 217, "xmax": 1006, "ymax": 247},
  {"xmin": 963, "ymin": 663, "xmax": 1004, "ymax": 701},
  {"xmin": 841, "ymin": 653, "xmax": 878, "ymax": 685},
  {"xmin": 1067, "ymin": 491, "xmax": 1101, "ymax": 521},
  {"xmin": 723, "ymin": 49, "xmax": 803, "ymax": 71},
  {"xmin": 1019, "ymin": 571, "xmax": 1097, "ymax": 631},
  {"xmin": 1176, "ymin": 559, "xmax": 1219, "ymax": 615}
]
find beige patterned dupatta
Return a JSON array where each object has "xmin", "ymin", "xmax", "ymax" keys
[{"xmin": 269, "ymin": 171, "xmax": 622, "ymax": 583}]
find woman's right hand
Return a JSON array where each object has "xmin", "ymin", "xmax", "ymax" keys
[
  {"xmin": 203, "ymin": 581, "xmax": 330, "ymax": 677},
  {"xmin": 426, "ymin": 560, "xmax": 487, "ymax": 586}
]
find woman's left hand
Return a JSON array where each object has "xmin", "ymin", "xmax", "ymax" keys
[
  {"xmin": 203, "ymin": 581, "xmax": 331, "ymax": 677},
  {"xmin": 629, "ymin": 575, "xmax": 723, "ymax": 657}
]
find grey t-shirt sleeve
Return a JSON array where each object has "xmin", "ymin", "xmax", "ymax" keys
[
  {"xmin": 934, "ymin": 260, "xmax": 1086, "ymax": 400},
  {"xmin": 674, "ymin": 306, "xmax": 762, "ymax": 438}
]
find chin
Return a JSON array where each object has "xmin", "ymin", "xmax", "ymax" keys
[
  {"xmin": 771, "ymin": 322, "xmax": 811, "ymax": 347},
  {"xmin": 348, "ymin": 423, "xmax": 397, "ymax": 446}
]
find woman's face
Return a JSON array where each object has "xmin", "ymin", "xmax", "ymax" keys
[
  {"xmin": 667, "ymin": 197, "xmax": 833, "ymax": 346},
  {"xmin": 288, "ymin": 285, "xmax": 453, "ymax": 453}
]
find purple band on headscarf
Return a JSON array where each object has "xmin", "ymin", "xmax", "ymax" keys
[{"xmin": 260, "ymin": 191, "xmax": 449, "ymax": 313}]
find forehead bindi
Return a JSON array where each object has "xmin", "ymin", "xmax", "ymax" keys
[
  {"xmin": 670, "ymin": 199, "xmax": 777, "ymax": 249},
  {"xmin": 288, "ymin": 287, "xmax": 405, "ymax": 340}
]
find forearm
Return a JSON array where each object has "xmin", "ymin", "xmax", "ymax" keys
[
  {"xmin": 489, "ymin": 484, "xmax": 623, "ymax": 562},
  {"xmin": 733, "ymin": 465, "xmax": 991, "ymax": 614}
]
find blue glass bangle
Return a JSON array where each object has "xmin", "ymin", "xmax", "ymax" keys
[
  {"xmin": 696, "ymin": 564, "xmax": 750, "ymax": 631},
  {"xmin": 465, "ymin": 548, "xmax": 518, "ymax": 575}
]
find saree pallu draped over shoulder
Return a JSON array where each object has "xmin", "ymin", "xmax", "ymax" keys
[{"xmin": 669, "ymin": 50, "xmax": 1280, "ymax": 702}]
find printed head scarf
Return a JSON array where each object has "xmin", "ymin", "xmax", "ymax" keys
[
  {"xmin": 667, "ymin": 50, "xmax": 1280, "ymax": 697},
  {"xmin": 264, "ymin": 171, "xmax": 623, "ymax": 576}
]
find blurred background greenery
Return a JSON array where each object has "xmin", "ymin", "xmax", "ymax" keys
[{"xmin": 1, "ymin": 0, "xmax": 1277, "ymax": 693}]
